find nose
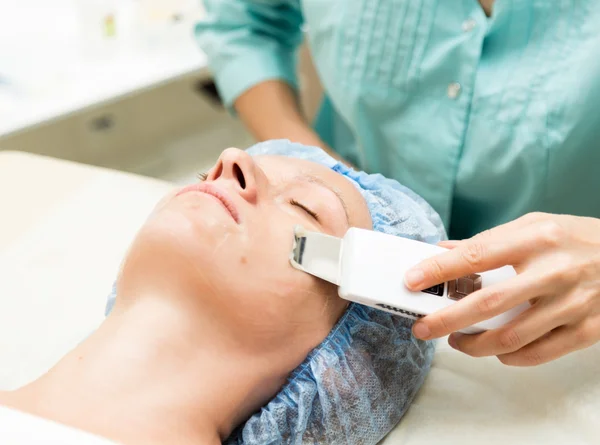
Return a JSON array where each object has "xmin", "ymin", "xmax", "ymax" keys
[{"xmin": 208, "ymin": 148, "xmax": 258, "ymax": 202}]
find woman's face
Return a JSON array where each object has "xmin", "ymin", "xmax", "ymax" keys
[{"xmin": 119, "ymin": 148, "xmax": 371, "ymax": 366}]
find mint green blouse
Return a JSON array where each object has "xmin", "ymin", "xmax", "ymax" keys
[{"xmin": 196, "ymin": 0, "xmax": 600, "ymax": 239}]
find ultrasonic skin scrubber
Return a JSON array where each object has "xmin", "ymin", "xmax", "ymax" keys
[{"xmin": 290, "ymin": 226, "xmax": 529, "ymax": 334}]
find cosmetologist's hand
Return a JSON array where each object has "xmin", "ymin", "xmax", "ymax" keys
[{"xmin": 404, "ymin": 213, "xmax": 600, "ymax": 366}]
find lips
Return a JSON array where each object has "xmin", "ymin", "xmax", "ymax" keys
[{"xmin": 176, "ymin": 182, "xmax": 240, "ymax": 223}]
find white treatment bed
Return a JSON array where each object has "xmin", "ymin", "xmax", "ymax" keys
[{"xmin": 0, "ymin": 151, "xmax": 598, "ymax": 444}]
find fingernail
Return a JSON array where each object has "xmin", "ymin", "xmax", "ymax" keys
[
  {"xmin": 448, "ymin": 333, "xmax": 463, "ymax": 350},
  {"xmin": 448, "ymin": 335, "xmax": 458, "ymax": 350},
  {"xmin": 413, "ymin": 322, "xmax": 431, "ymax": 339},
  {"xmin": 405, "ymin": 269, "xmax": 424, "ymax": 289}
]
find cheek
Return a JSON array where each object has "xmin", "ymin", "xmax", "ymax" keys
[
  {"xmin": 227, "ymin": 216, "xmax": 296, "ymax": 286},
  {"xmin": 221, "ymin": 216, "xmax": 339, "ymax": 327},
  {"xmin": 225, "ymin": 261, "xmax": 340, "ymax": 348}
]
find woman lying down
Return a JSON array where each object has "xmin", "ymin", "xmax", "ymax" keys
[{"xmin": 0, "ymin": 141, "xmax": 446, "ymax": 445}]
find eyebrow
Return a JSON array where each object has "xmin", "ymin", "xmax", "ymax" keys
[{"xmin": 294, "ymin": 174, "xmax": 351, "ymax": 225}]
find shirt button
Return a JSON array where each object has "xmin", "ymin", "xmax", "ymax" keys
[
  {"xmin": 447, "ymin": 82, "xmax": 461, "ymax": 99},
  {"xmin": 462, "ymin": 18, "xmax": 477, "ymax": 32}
]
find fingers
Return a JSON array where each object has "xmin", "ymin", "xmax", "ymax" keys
[
  {"xmin": 412, "ymin": 271, "xmax": 543, "ymax": 339},
  {"xmin": 405, "ymin": 222, "xmax": 544, "ymax": 291},
  {"xmin": 497, "ymin": 317, "xmax": 600, "ymax": 366},
  {"xmin": 448, "ymin": 297, "xmax": 569, "ymax": 357},
  {"xmin": 436, "ymin": 213, "xmax": 546, "ymax": 251}
]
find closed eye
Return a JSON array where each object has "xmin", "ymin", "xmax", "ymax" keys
[{"xmin": 290, "ymin": 199, "xmax": 319, "ymax": 222}]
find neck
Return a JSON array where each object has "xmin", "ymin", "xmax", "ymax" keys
[
  {"xmin": 0, "ymin": 296, "xmax": 271, "ymax": 445},
  {"xmin": 480, "ymin": 0, "xmax": 495, "ymax": 16}
]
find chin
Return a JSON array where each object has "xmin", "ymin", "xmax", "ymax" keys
[{"xmin": 148, "ymin": 202, "xmax": 226, "ymax": 241}]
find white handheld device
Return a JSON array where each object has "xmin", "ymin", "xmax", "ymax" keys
[{"xmin": 290, "ymin": 226, "xmax": 529, "ymax": 334}]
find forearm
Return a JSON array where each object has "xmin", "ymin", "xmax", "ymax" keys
[
  {"xmin": 196, "ymin": 0, "xmax": 345, "ymax": 160},
  {"xmin": 234, "ymin": 80, "xmax": 325, "ymax": 147},
  {"xmin": 197, "ymin": 0, "xmax": 308, "ymax": 144},
  {"xmin": 233, "ymin": 79, "xmax": 355, "ymax": 166}
]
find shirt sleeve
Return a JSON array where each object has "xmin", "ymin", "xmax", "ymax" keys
[{"xmin": 195, "ymin": 0, "xmax": 305, "ymax": 108}]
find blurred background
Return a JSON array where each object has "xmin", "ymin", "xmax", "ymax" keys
[{"xmin": 0, "ymin": 0, "xmax": 313, "ymax": 184}]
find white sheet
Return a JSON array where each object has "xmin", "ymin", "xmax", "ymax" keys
[
  {"xmin": 0, "ymin": 151, "xmax": 172, "ymax": 389},
  {"xmin": 382, "ymin": 341, "xmax": 600, "ymax": 444},
  {"xmin": 0, "ymin": 406, "xmax": 116, "ymax": 445}
]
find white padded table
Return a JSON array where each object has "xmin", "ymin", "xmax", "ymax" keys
[{"xmin": 0, "ymin": 151, "xmax": 598, "ymax": 445}]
